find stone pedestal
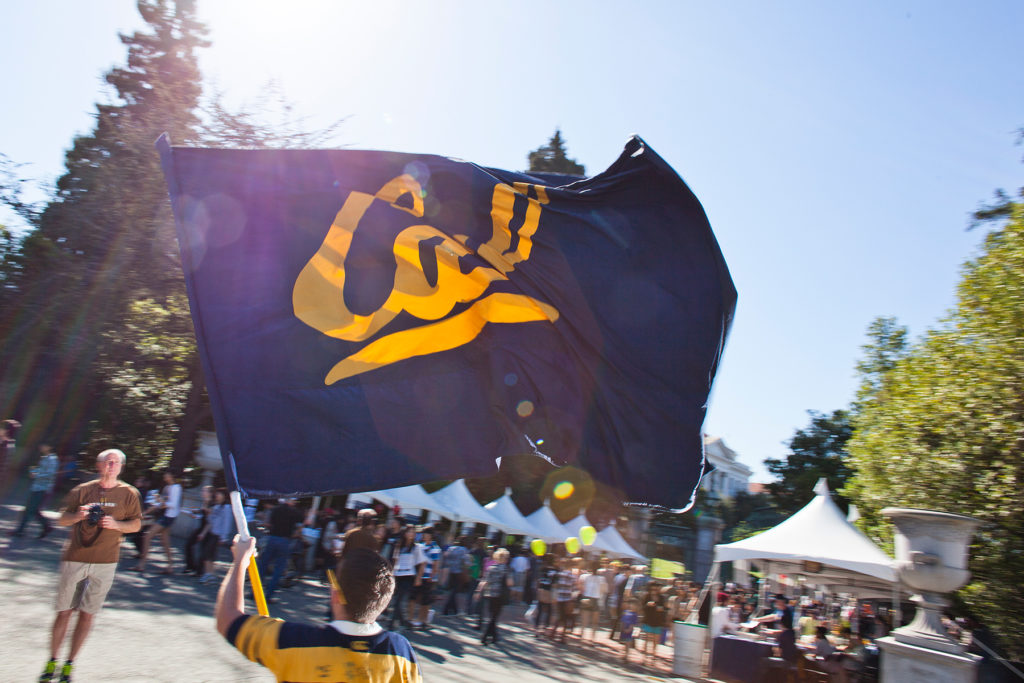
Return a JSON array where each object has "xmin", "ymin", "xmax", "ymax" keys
[
  {"xmin": 879, "ymin": 507, "xmax": 982, "ymax": 682},
  {"xmin": 877, "ymin": 636, "xmax": 981, "ymax": 683}
]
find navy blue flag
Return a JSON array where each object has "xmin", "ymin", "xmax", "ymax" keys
[{"xmin": 158, "ymin": 135, "xmax": 735, "ymax": 509}]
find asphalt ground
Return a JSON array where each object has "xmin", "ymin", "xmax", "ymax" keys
[{"xmin": 0, "ymin": 499, "xmax": 700, "ymax": 682}]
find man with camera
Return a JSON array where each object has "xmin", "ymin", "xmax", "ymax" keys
[{"xmin": 39, "ymin": 448, "xmax": 141, "ymax": 682}]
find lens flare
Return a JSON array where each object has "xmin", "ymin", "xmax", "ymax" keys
[
  {"xmin": 516, "ymin": 400, "xmax": 534, "ymax": 417},
  {"xmin": 553, "ymin": 481, "xmax": 574, "ymax": 499}
]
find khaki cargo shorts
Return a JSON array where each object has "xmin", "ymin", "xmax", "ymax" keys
[{"xmin": 55, "ymin": 561, "xmax": 117, "ymax": 614}]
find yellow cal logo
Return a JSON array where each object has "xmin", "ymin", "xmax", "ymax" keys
[
  {"xmin": 293, "ymin": 175, "xmax": 560, "ymax": 384},
  {"xmin": 349, "ymin": 640, "xmax": 370, "ymax": 652}
]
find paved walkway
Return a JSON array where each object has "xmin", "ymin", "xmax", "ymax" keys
[{"xmin": 0, "ymin": 500, "xmax": 698, "ymax": 682}]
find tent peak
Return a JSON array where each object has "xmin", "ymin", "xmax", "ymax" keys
[{"xmin": 813, "ymin": 477, "xmax": 831, "ymax": 497}]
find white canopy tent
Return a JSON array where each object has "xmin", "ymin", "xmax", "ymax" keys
[
  {"xmin": 429, "ymin": 479, "xmax": 509, "ymax": 532},
  {"xmin": 350, "ymin": 485, "xmax": 458, "ymax": 520},
  {"xmin": 713, "ymin": 478, "xmax": 898, "ymax": 599},
  {"xmin": 562, "ymin": 510, "xmax": 622, "ymax": 555},
  {"xmin": 596, "ymin": 523, "xmax": 647, "ymax": 561},
  {"xmin": 484, "ymin": 488, "xmax": 545, "ymax": 537},
  {"xmin": 525, "ymin": 500, "xmax": 573, "ymax": 543}
]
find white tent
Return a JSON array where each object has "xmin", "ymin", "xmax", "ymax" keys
[
  {"xmin": 484, "ymin": 488, "xmax": 544, "ymax": 537},
  {"xmin": 596, "ymin": 523, "xmax": 647, "ymax": 560},
  {"xmin": 429, "ymin": 479, "xmax": 508, "ymax": 531},
  {"xmin": 525, "ymin": 499, "xmax": 573, "ymax": 543},
  {"xmin": 714, "ymin": 478, "xmax": 897, "ymax": 597},
  {"xmin": 353, "ymin": 485, "xmax": 457, "ymax": 520},
  {"xmin": 562, "ymin": 509, "xmax": 622, "ymax": 555}
]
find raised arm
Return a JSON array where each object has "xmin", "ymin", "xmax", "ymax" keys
[{"xmin": 216, "ymin": 535, "xmax": 256, "ymax": 636}]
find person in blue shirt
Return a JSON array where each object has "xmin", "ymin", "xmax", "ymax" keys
[{"xmin": 11, "ymin": 442, "xmax": 59, "ymax": 538}]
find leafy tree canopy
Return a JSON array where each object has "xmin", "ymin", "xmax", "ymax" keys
[{"xmin": 845, "ymin": 199, "xmax": 1024, "ymax": 659}]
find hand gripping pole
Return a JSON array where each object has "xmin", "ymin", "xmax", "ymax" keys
[{"xmin": 230, "ymin": 491, "xmax": 269, "ymax": 617}]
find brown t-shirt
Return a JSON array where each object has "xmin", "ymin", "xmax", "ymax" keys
[{"xmin": 62, "ymin": 479, "xmax": 142, "ymax": 564}]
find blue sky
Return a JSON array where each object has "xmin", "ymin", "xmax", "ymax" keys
[{"xmin": 2, "ymin": 1, "xmax": 1021, "ymax": 481}]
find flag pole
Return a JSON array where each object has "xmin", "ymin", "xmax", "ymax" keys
[{"xmin": 230, "ymin": 491, "xmax": 269, "ymax": 617}]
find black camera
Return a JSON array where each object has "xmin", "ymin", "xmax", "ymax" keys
[{"xmin": 86, "ymin": 503, "xmax": 105, "ymax": 526}]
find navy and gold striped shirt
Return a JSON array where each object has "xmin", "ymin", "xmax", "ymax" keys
[{"xmin": 226, "ymin": 615, "xmax": 421, "ymax": 682}]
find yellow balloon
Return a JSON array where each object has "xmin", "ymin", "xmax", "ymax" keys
[
  {"xmin": 580, "ymin": 525, "xmax": 597, "ymax": 546},
  {"xmin": 530, "ymin": 538, "xmax": 547, "ymax": 556},
  {"xmin": 565, "ymin": 536, "xmax": 581, "ymax": 554}
]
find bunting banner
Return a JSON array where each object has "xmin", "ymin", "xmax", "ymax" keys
[{"xmin": 158, "ymin": 135, "xmax": 735, "ymax": 509}]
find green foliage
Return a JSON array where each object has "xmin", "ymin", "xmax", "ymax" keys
[
  {"xmin": 86, "ymin": 295, "xmax": 199, "ymax": 472},
  {"xmin": 713, "ymin": 490, "xmax": 782, "ymax": 543},
  {"xmin": 845, "ymin": 202, "xmax": 1024, "ymax": 659},
  {"xmin": 764, "ymin": 409, "xmax": 853, "ymax": 515},
  {"xmin": 527, "ymin": 129, "xmax": 585, "ymax": 176},
  {"xmin": 0, "ymin": 1, "xmax": 342, "ymax": 477},
  {"xmin": 0, "ymin": 0, "xmax": 208, "ymax": 469},
  {"xmin": 853, "ymin": 316, "xmax": 908, "ymax": 407},
  {"xmin": 728, "ymin": 519, "xmax": 775, "ymax": 543}
]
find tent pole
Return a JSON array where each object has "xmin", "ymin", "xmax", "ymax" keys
[
  {"xmin": 230, "ymin": 491, "xmax": 269, "ymax": 617},
  {"xmin": 757, "ymin": 560, "xmax": 769, "ymax": 614},
  {"xmin": 691, "ymin": 561, "xmax": 719, "ymax": 625}
]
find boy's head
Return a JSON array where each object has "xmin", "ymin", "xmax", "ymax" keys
[{"xmin": 334, "ymin": 548, "xmax": 395, "ymax": 624}]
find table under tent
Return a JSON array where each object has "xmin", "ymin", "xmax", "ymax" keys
[
  {"xmin": 691, "ymin": 479, "xmax": 905, "ymax": 682},
  {"xmin": 711, "ymin": 478, "xmax": 900, "ymax": 604}
]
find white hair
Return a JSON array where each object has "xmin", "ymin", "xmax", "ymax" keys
[{"xmin": 97, "ymin": 448, "xmax": 127, "ymax": 466}]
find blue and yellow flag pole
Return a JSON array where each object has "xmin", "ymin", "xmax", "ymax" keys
[{"xmin": 229, "ymin": 491, "xmax": 269, "ymax": 617}]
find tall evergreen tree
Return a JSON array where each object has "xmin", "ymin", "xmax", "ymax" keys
[
  {"xmin": 527, "ymin": 129, "xmax": 586, "ymax": 176},
  {"xmin": 764, "ymin": 409, "xmax": 853, "ymax": 515},
  {"xmin": 0, "ymin": 0, "xmax": 208, "ymax": 469}
]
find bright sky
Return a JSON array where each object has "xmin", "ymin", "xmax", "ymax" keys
[{"xmin": 2, "ymin": 2, "xmax": 1021, "ymax": 482}]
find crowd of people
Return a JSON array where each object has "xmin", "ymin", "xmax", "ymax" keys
[
  {"xmin": 7, "ymin": 444, "xmax": 946, "ymax": 683},
  {"xmin": 229, "ymin": 500, "xmax": 705, "ymax": 666},
  {"xmin": 708, "ymin": 586, "xmax": 898, "ymax": 681}
]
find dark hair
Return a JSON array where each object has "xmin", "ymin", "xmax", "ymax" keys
[
  {"xmin": 335, "ymin": 548, "xmax": 395, "ymax": 623},
  {"xmin": 396, "ymin": 525, "xmax": 417, "ymax": 551},
  {"xmin": 816, "ymin": 626, "xmax": 829, "ymax": 638}
]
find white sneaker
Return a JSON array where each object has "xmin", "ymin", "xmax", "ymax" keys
[{"xmin": 200, "ymin": 573, "xmax": 216, "ymax": 584}]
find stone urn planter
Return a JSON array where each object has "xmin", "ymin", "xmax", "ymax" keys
[{"xmin": 881, "ymin": 507, "xmax": 980, "ymax": 654}]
